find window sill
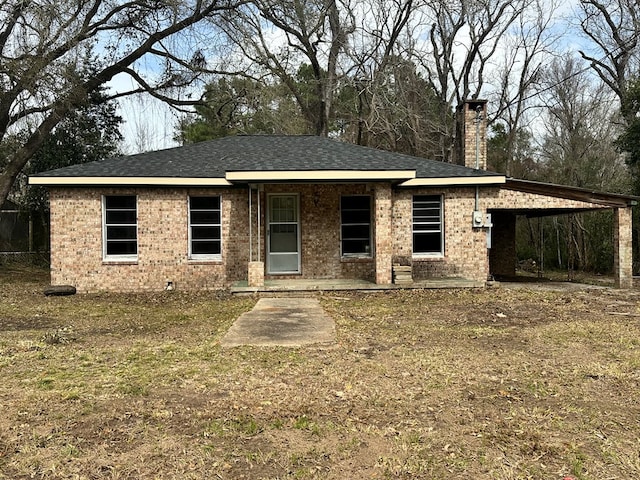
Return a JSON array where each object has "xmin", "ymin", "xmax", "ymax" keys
[
  {"xmin": 341, "ymin": 256, "xmax": 373, "ymax": 263},
  {"xmin": 102, "ymin": 259, "xmax": 138, "ymax": 265},
  {"xmin": 188, "ymin": 258, "xmax": 223, "ymax": 264},
  {"xmin": 412, "ymin": 254, "xmax": 445, "ymax": 261}
]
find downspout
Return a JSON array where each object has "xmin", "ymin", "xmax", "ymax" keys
[
  {"xmin": 248, "ymin": 186, "xmax": 252, "ymax": 262},
  {"xmin": 257, "ymin": 185, "xmax": 261, "ymax": 262},
  {"xmin": 474, "ymin": 105, "xmax": 482, "ymax": 212}
]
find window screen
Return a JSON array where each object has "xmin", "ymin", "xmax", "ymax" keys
[
  {"xmin": 189, "ymin": 196, "xmax": 221, "ymax": 258},
  {"xmin": 412, "ymin": 195, "xmax": 443, "ymax": 255},
  {"xmin": 341, "ymin": 195, "xmax": 372, "ymax": 256},
  {"xmin": 104, "ymin": 195, "xmax": 137, "ymax": 259}
]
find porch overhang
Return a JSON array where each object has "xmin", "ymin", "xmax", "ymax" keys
[{"xmin": 225, "ymin": 169, "xmax": 417, "ymax": 182}]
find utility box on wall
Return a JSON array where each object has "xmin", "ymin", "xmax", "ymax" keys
[{"xmin": 472, "ymin": 211, "xmax": 492, "ymax": 229}]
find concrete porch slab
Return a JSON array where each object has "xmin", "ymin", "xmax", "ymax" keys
[
  {"xmin": 230, "ymin": 277, "xmax": 483, "ymax": 294},
  {"xmin": 220, "ymin": 298, "xmax": 336, "ymax": 348}
]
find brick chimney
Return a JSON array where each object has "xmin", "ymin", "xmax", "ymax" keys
[{"xmin": 454, "ymin": 99, "xmax": 487, "ymax": 171}]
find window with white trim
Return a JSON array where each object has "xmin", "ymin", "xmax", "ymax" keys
[
  {"xmin": 412, "ymin": 195, "xmax": 443, "ymax": 255},
  {"xmin": 189, "ymin": 196, "xmax": 221, "ymax": 259},
  {"xmin": 340, "ymin": 195, "xmax": 372, "ymax": 257},
  {"xmin": 103, "ymin": 195, "xmax": 137, "ymax": 261}
]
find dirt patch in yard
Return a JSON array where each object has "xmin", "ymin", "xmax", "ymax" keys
[{"xmin": 0, "ymin": 267, "xmax": 639, "ymax": 479}]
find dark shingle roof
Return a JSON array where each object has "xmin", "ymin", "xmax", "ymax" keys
[{"xmin": 31, "ymin": 135, "xmax": 501, "ymax": 180}]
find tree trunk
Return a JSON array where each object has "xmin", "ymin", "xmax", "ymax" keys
[{"xmin": 0, "ymin": 105, "xmax": 67, "ymax": 207}]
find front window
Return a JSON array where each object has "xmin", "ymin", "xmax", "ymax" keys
[
  {"xmin": 189, "ymin": 196, "xmax": 221, "ymax": 260},
  {"xmin": 103, "ymin": 195, "xmax": 137, "ymax": 261},
  {"xmin": 341, "ymin": 195, "xmax": 372, "ymax": 257},
  {"xmin": 413, "ymin": 195, "xmax": 443, "ymax": 256}
]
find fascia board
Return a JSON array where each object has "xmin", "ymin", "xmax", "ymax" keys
[
  {"xmin": 225, "ymin": 170, "xmax": 417, "ymax": 181},
  {"xmin": 399, "ymin": 176, "xmax": 506, "ymax": 187},
  {"xmin": 28, "ymin": 177, "xmax": 233, "ymax": 186}
]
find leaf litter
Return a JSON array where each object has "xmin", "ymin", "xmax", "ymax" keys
[{"xmin": 0, "ymin": 266, "xmax": 639, "ymax": 479}]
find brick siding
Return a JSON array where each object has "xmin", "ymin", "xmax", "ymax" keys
[
  {"xmin": 49, "ymin": 183, "xmax": 630, "ymax": 292},
  {"xmin": 393, "ymin": 188, "xmax": 489, "ymax": 283},
  {"xmin": 374, "ymin": 184, "xmax": 393, "ymax": 284},
  {"xmin": 455, "ymin": 101, "xmax": 487, "ymax": 170},
  {"xmin": 49, "ymin": 187, "xmax": 248, "ymax": 292},
  {"xmin": 262, "ymin": 184, "xmax": 376, "ymax": 282},
  {"xmin": 614, "ymin": 207, "xmax": 633, "ymax": 288}
]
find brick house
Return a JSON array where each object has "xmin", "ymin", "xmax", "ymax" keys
[{"xmin": 30, "ymin": 101, "xmax": 636, "ymax": 292}]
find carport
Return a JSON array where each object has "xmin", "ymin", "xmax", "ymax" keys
[{"xmin": 487, "ymin": 179, "xmax": 637, "ymax": 288}]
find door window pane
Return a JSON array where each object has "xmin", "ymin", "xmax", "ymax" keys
[{"xmin": 270, "ymin": 224, "xmax": 298, "ymax": 252}]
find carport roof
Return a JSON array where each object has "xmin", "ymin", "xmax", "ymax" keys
[
  {"xmin": 504, "ymin": 178, "xmax": 638, "ymax": 209},
  {"xmin": 29, "ymin": 135, "xmax": 505, "ymax": 187}
]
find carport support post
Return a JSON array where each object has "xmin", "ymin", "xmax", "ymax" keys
[
  {"xmin": 614, "ymin": 207, "xmax": 633, "ymax": 289},
  {"xmin": 374, "ymin": 183, "xmax": 393, "ymax": 284}
]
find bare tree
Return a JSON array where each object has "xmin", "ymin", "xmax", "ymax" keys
[
  {"xmin": 213, "ymin": 0, "xmax": 423, "ymax": 140},
  {"xmin": 338, "ymin": 0, "xmax": 441, "ymax": 154},
  {"xmin": 0, "ymin": 0, "xmax": 241, "ymax": 208},
  {"xmin": 329, "ymin": 0, "xmax": 531, "ymax": 161},
  {"xmin": 421, "ymin": 0, "xmax": 533, "ymax": 105},
  {"xmin": 214, "ymin": 0, "xmax": 354, "ymax": 136},
  {"xmin": 344, "ymin": 56, "xmax": 447, "ymax": 159},
  {"xmin": 413, "ymin": 0, "xmax": 533, "ymax": 162},
  {"xmin": 537, "ymin": 55, "xmax": 630, "ymax": 270},
  {"xmin": 208, "ymin": 0, "xmax": 552, "ymax": 166},
  {"xmin": 539, "ymin": 55, "xmax": 627, "ymax": 191},
  {"xmin": 489, "ymin": 0, "xmax": 560, "ymax": 175},
  {"xmin": 577, "ymin": 0, "xmax": 640, "ymax": 121}
]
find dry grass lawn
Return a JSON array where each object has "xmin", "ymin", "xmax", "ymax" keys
[{"xmin": 0, "ymin": 265, "xmax": 639, "ymax": 479}]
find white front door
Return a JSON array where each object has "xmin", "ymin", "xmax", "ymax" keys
[{"xmin": 267, "ymin": 194, "xmax": 300, "ymax": 274}]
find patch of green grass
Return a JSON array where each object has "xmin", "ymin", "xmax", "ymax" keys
[
  {"xmin": 292, "ymin": 414, "xmax": 321, "ymax": 435},
  {"xmin": 229, "ymin": 416, "xmax": 262, "ymax": 436},
  {"xmin": 271, "ymin": 418, "xmax": 284, "ymax": 429},
  {"xmin": 204, "ymin": 420, "xmax": 226, "ymax": 438},
  {"xmin": 204, "ymin": 416, "xmax": 263, "ymax": 438},
  {"xmin": 63, "ymin": 389, "xmax": 81, "ymax": 401},
  {"xmin": 570, "ymin": 449, "xmax": 588, "ymax": 480},
  {"xmin": 37, "ymin": 377, "xmax": 55, "ymax": 390},
  {"xmin": 117, "ymin": 382, "xmax": 149, "ymax": 396},
  {"xmin": 61, "ymin": 443, "xmax": 81, "ymax": 457}
]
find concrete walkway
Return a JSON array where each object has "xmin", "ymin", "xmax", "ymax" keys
[{"xmin": 220, "ymin": 297, "xmax": 336, "ymax": 347}]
